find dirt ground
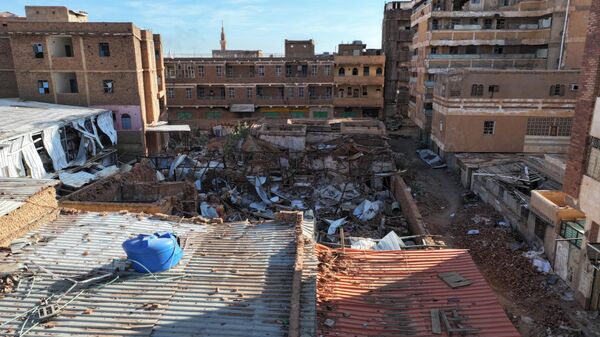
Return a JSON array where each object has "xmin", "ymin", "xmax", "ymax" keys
[{"xmin": 388, "ymin": 136, "xmax": 589, "ymax": 337}]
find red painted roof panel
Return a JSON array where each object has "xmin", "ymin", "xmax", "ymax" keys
[{"xmin": 317, "ymin": 246, "xmax": 520, "ymax": 337}]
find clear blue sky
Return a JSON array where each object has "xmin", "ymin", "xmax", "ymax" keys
[{"xmin": 5, "ymin": 0, "xmax": 388, "ymax": 55}]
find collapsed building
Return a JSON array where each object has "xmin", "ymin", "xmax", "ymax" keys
[{"xmin": 0, "ymin": 99, "xmax": 117, "ymax": 189}]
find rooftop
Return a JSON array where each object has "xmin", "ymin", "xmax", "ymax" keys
[
  {"xmin": 0, "ymin": 212, "xmax": 316, "ymax": 336},
  {"xmin": 317, "ymin": 246, "xmax": 520, "ymax": 337},
  {"xmin": 0, "ymin": 99, "xmax": 110, "ymax": 142},
  {"xmin": 0, "ymin": 178, "xmax": 58, "ymax": 217}
]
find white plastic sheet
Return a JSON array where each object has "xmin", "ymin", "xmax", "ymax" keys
[
  {"xmin": 375, "ymin": 231, "xmax": 405, "ymax": 251},
  {"xmin": 325, "ymin": 218, "xmax": 347, "ymax": 235},
  {"xmin": 353, "ymin": 200, "xmax": 381, "ymax": 222},
  {"xmin": 42, "ymin": 126, "xmax": 68, "ymax": 171}
]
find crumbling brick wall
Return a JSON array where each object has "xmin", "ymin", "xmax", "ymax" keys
[{"xmin": 0, "ymin": 186, "xmax": 58, "ymax": 247}]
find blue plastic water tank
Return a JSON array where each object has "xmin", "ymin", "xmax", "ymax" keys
[{"xmin": 122, "ymin": 232, "xmax": 183, "ymax": 273}]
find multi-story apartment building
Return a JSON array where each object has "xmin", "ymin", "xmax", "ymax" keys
[
  {"xmin": 559, "ymin": 0, "xmax": 600, "ymax": 310},
  {"xmin": 166, "ymin": 39, "xmax": 335, "ymax": 129},
  {"xmin": 334, "ymin": 42, "xmax": 385, "ymax": 119},
  {"xmin": 0, "ymin": 6, "xmax": 167, "ymax": 158},
  {"xmin": 382, "ymin": 1, "xmax": 413, "ymax": 119},
  {"xmin": 166, "ymin": 38, "xmax": 385, "ymax": 129},
  {"xmin": 408, "ymin": 0, "xmax": 591, "ymax": 151}
]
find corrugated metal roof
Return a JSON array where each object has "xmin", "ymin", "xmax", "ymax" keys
[
  {"xmin": 317, "ymin": 246, "xmax": 520, "ymax": 337},
  {"xmin": 0, "ymin": 212, "xmax": 316, "ymax": 337},
  {"xmin": 0, "ymin": 178, "xmax": 57, "ymax": 216},
  {"xmin": 0, "ymin": 99, "xmax": 109, "ymax": 141}
]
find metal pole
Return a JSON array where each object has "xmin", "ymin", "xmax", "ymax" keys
[{"xmin": 558, "ymin": 0, "xmax": 571, "ymax": 69}]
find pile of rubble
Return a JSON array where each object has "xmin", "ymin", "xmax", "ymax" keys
[{"xmin": 449, "ymin": 201, "xmax": 576, "ymax": 337}]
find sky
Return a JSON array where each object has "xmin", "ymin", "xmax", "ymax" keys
[{"xmin": 5, "ymin": 0, "xmax": 388, "ymax": 56}]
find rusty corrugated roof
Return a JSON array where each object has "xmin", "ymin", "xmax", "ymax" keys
[
  {"xmin": 317, "ymin": 246, "xmax": 520, "ymax": 337},
  {"xmin": 0, "ymin": 212, "xmax": 316, "ymax": 336}
]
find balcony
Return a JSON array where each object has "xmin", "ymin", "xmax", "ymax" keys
[
  {"xmin": 587, "ymin": 243, "xmax": 600, "ymax": 270},
  {"xmin": 530, "ymin": 190, "xmax": 585, "ymax": 226},
  {"xmin": 196, "ymin": 96, "xmax": 227, "ymax": 105},
  {"xmin": 333, "ymin": 96, "xmax": 383, "ymax": 108},
  {"xmin": 426, "ymin": 53, "xmax": 547, "ymax": 69},
  {"xmin": 334, "ymin": 75, "xmax": 384, "ymax": 86},
  {"xmin": 428, "ymin": 28, "xmax": 551, "ymax": 44}
]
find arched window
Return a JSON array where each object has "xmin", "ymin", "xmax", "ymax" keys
[
  {"xmin": 338, "ymin": 68, "xmax": 345, "ymax": 76},
  {"xmin": 121, "ymin": 113, "xmax": 132, "ymax": 130},
  {"xmin": 376, "ymin": 67, "xmax": 383, "ymax": 76},
  {"xmin": 352, "ymin": 68, "xmax": 358, "ymax": 76}
]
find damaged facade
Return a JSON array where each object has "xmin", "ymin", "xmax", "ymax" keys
[{"xmin": 0, "ymin": 6, "xmax": 168, "ymax": 158}]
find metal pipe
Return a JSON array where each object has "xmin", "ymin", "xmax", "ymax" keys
[{"xmin": 558, "ymin": 0, "xmax": 571, "ymax": 69}]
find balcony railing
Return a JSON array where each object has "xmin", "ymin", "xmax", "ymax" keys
[
  {"xmin": 588, "ymin": 243, "xmax": 600, "ymax": 270},
  {"xmin": 428, "ymin": 53, "xmax": 540, "ymax": 60},
  {"xmin": 197, "ymin": 96, "xmax": 226, "ymax": 100}
]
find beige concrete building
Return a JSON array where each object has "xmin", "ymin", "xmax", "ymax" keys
[
  {"xmin": 408, "ymin": 0, "xmax": 591, "ymax": 147},
  {"xmin": 334, "ymin": 42, "xmax": 385, "ymax": 119},
  {"xmin": 432, "ymin": 69, "xmax": 579, "ymax": 165},
  {"xmin": 0, "ymin": 6, "xmax": 167, "ymax": 158}
]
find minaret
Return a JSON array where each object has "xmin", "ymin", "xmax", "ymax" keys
[{"xmin": 220, "ymin": 21, "xmax": 226, "ymax": 51}]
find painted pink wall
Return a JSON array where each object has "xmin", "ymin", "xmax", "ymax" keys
[{"xmin": 91, "ymin": 105, "xmax": 143, "ymax": 131}]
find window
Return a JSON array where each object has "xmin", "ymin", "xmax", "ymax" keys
[
  {"xmin": 186, "ymin": 88, "xmax": 192, "ymax": 99},
  {"xmin": 363, "ymin": 87, "xmax": 368, "ymax": 96},
  {"xmin": 471, "ymin": 0, "xmax": 480, "ymax": 4},
  {"xmin": 362, "ymin": 66, "xmax": 370, "ymax": 76},
  {"xmin": 291, "ymin": 111, "xmax": 305, "ymax": 119},
  {"xmin": 353, "ymin": 89, "xmax": 359, "ymax": 98},
  {"xmin": 176, "ymin": 111, "xmax": 192, "ymax": 120},
  {"xmin": 167, "ymin": 88, "xmax": 174, "ymax": 98},
  {"xmin": 325, "ymin": 87, "xmax": 332, "ymax": 98},
  {"xmin": 347, "ymin": 87, "xmax": 352, "ymax": 96},
  {"xmin": 324, "ymin": 65, "xmax": 332, "ymax": 76},
  {"xmin": 216, "ymin": 65, "xmax": 223, "ymax": 77},
  {"xmin": 432, "ymin": 19, "xmax": 439, "ymax": 30},
  {"xmin": 33, "ymin": 43, "xmax": 44, "ymax": 58},
  {"xmin": 560, "ymin": 221, "xmax": 584, "ymax": 248},
  {"xmin": 228, "ymin": 87, "xmax": 235, "ymax": 98},
  {"xmin": 493, "ymin": 46, "xmax": 504, "ymax": 54},
  {"xmin": 182, "ymin": 64, "xmax": 194, "ymax": 78},
  {"xmin": 288, "ymin": 87, "xmax": 294, "ymax": 97},
  {"xmin": 587, "ymin": 137, "xmax": 600, "ymax": 181},
  {"xmin": 68, "ymin": 78, "xmax": 78, "ymax": 93},
  {"xmin": 247, "ymin": 87, "xmax": 253, "ymax": 98},
  {"xmin": 309, "ymin": 87, "xmax": 316, "ymax": 98},
  {"xmin": 526, "ymin": 117, "xmax": 572, "ymax": 136},
  {"xmin": 99, "ymin": 43, "xmax": 110, "ymax": 57},
  {"xmin": 483, "ymin": 19, "xmax": 493, "ymax": 29},
  {"xmin": 121, "ymin": 114, "xmax": 132, "ymax": 129},
  {"xmin": 550, "ymin": 84, "xmax": 565, "ymax": 96},
  {"xmin": 166, "ymin": 65, "xmax": 176, "ymax": 78},
  {"xmin": 311, "ymin": 65, "xmax": 318, "ymax": 76},
  {"xmin": 197, "ymin": 86, "xmax": 205, "ymax": 98},
  {"xmin": 471, "ymin": 84, "xmax": 483, "ymax": 96},
  {"xmin": 571, "ymin": 84, "xmax": 579, "ymax": 91},
  {"xmin": 103, "ymin": 80, "xmax": 114, "ymax": 94},
  {"xmin": 534, "ymin": 216, "xmax": 548, "ymax": 240},
  {"xmin": 483, "ymin": 120, "xmax": 495, "ymax": 135},
  {"xmin": 430, "ymin": 47, "xmax": 437, "ymax": 55},
  {"xmin": 465, "ymin": 45, "xmax": 477, "ymax": 54},
  {"xmin": 207, "ymin": 111, "xmax": 222, "ymax": 120},
  {"xmin": 449, "ymin": 46, "xmax": 458, "ymax": 54},
  {"xmin": 352, "ymin": 68, "xmax": 358, "ymax": 76},
  {"xmin": 299, "ymin": 87, "xmax": 305, "ymax": 97},
  {"xmin": 496, "ymin": 19, "xmax": 505, "ymax": 29},
  {"xmin": 376, "ymin": 67, "xmax": 383, "ymax": 76},
  {"xmin": 37, "ymin": 80, "xmax": 49, "ymax": 95},
  {"xmin": 488, "ymin": 85, "xmax": 500, "ymax": 93},
  {"xmin": 275, "ymin": 65, "xmax": 282, "ymax": 77},
  {"xmin": 258, "ymin": 65, "xmax": 265, "ymax": 77},
  {"xmin": 257, "ymin": 87, "xmax": 263, "ymax": 97},
  {"xmin": 198, "ymin": 65, "xmax": 205, "ymax": 78},
  {"xmin": 313, "ymin": 111, "xmax": 328, "ymax": 119},
  {"xmin": 338, "ymin": 68, "xmax": 345, "ymax": 76},
  {"xmin": 226, "ymin": 66, "xmax": 233, "ymax": 77}
]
